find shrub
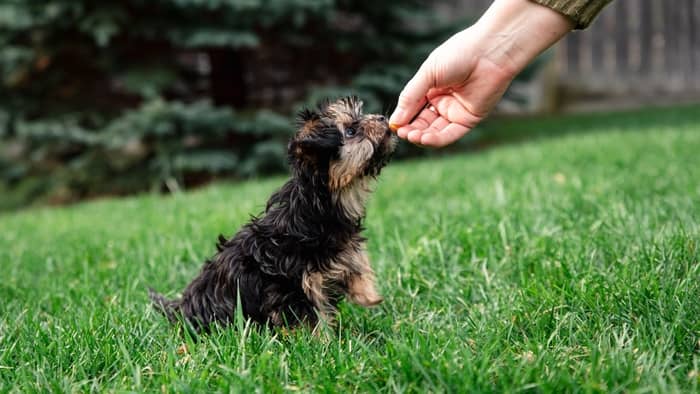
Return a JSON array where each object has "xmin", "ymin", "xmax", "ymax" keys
[{"xmin": 0, "ymin": 0, "xmax": 459, "ymax": 210}]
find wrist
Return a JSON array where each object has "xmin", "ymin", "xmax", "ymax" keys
[{"xmin": 471, "ymin": 0, "xmax": 573, "ymax": 77}]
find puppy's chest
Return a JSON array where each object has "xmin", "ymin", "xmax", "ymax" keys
[{"xmin": 333, "ymin": 178, "xmax": 372, "ymax": 220}]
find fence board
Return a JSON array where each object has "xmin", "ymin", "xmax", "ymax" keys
[
  {"xmin": 566, "ymin": 31, "xmax": 580, "ymax": 75},
  {"xmin": 615, "ymin": 1, "xmax": 630, "ymax": 72},
  {"xmin": 665, "ymin": 0, "xmax": 681, "ymax": 87},
  {"xmin": 591, "ymin": 8, "xmax": 606, "ymax": 74},
  {"xmin": 560, "ymin": 0, "xmax": 700, "ymax": 94},
  {"xmin": 693, "ymin": 0, "xmax": 700, "ymax": 88}
]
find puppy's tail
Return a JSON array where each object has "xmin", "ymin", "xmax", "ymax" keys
[{"xmin": 148, "ymin": 288, "xmax": 180, "ymax": 323}]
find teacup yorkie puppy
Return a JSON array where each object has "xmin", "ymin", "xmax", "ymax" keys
[{"xmin": 150, "ymin": 96, "xmax": 397, "ymax": 332}]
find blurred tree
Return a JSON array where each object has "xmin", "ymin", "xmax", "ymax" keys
[{"xmin": 0, "ymin": 0, "xmax": 457, "ymax": 210}]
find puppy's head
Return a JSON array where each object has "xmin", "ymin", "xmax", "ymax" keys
[{"xmin": 289, "ymin": 96, "xmax": 397, "ymax": 190}]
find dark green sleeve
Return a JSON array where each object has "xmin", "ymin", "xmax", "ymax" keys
[{"xmin": 530, "ymin": 0, "xmax": 613, "ymax": 29}]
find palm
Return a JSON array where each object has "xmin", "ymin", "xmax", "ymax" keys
[{"xmin": 396, "ymin": 58, "xmax": 513, "ymax": 147}]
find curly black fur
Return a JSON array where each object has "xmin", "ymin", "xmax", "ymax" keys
[{"xmin": 150, "ymin": 96, "xmax": 397, "ymax": 332}]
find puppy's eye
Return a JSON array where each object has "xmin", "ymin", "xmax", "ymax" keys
[{"xmin": 344, "ymin": 127, "xmax": 357, "ymax": 138}]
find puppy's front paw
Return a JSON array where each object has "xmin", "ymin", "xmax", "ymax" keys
[
  {"xmin": 349, "ymin": 293, "xmax": 384, "ymax": 307},
  {"xmin": 347, "ymin": 274, "xmax": 383, "ymax": 307}
]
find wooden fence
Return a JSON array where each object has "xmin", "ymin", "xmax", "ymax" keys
[{"xmin": 447, "ymin": 1, "xmax": 700, "ymax": 99}]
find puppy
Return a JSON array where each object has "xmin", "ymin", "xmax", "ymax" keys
[{"xmin": 150, "ymin": 96, "xmax": 397, "ymax": 331}]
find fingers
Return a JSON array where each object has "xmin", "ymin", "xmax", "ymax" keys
[
  {"xmin": 423, "ymin": 116, "xmax": 450, "ymax": 135},
  {"xmin": 420, "ymin": 123, "xmax": 470, "ymax": 147},
  {"xmin": 430, "ymin": 95, "xmax": 483, "ymax": 129},
  {"xmin": 396, "ymin": 107, "xmax": 439, "ymax": 139},
  {"xmin": 407, "ymin": 117, "xmax": 448, "ymax": 145},
  {"xmin": 399, "ymin": 115, "xmax": 471, "ymax": 148},
  {"xmin": 389, "ymin": 66, "xmax": 434, "ymax": 129},
  {"xmin": 394, "ymin": 88, "xmax": 484, "ymax": 147}
]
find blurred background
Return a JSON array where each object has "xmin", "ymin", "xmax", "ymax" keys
[{"xmin": 1, "ymin": 0, "xmax": 699, "ymax": 212}]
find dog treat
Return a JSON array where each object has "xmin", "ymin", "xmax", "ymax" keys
[{"xmin": 151, "ymin": 96, "xmax": 397, "ymax": 332}]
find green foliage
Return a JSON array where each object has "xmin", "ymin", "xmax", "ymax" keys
[
  {"xmin": 1, "ymin": 108, "xmax": 699, "ymax": 391},
  {"xmin": 0, "ymin": 0, "xmax": 461, "ymax": 210}
]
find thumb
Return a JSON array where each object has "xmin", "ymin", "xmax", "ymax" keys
[{"xmin": 389, "ymin": 65, "xmax": 434, "ymax": 128}]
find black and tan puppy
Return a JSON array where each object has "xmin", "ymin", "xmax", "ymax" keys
[{"xmin": 150, "ymin": 96, "xmax": 397, "ymax": 332}]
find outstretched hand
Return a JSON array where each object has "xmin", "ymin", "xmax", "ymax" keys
[
  {"xmin": 389, "ymin": 0, "xmax": 573, "ymax": 148},
  {"xmin": 389, "ymin": 29, "xmax": 516, "ymax": 148}
]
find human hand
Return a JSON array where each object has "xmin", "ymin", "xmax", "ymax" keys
[
  {"xmin": 389, "ymin": 28, "xmax": 516, "ymax": 147},
  {"xmin": 389, "ymin": 0, "xmax": 573, "ymax": 148}
]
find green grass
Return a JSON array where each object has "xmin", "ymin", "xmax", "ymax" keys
[{"xmin": 2, "ymin": 105, "xmax": 700, "ymax": 392}]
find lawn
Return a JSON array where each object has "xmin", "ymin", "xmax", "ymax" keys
[{"xmin": 1, "ymin": 105, "xmax": 699, "ymax": 392}]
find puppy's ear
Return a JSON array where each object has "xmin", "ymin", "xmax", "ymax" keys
[
  {"xmin": 290, "ymin": 107, "xmax": 340, "ymax": 166},
  {"xmin": 295, "ymin": 108, "xmax": 320, "ymax": 128},
  {"xmin": 289, "ymin": 127, "xmax": 341, "ymax": 163}
]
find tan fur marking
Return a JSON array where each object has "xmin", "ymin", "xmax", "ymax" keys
[
  {"xmin": 298, "ymin": 119, "xmax": 320, "ymax": 138},
  {"xmin": 328, "ymin": 139, "xmax": 374, "ymax": 190},
  {"xmin": 359, "ymin": 116, "xmax": 389, "ymax": 145},
  {"xmin": 326, "ymin": 100, "xmax": 362, "ymax": 121},
  {"xmin": 334, "ymin": 112, "xmax": 354, "ymax": 126},
  {"xmin": 336, "ymin": 243, "xmax": 383, "ymax": 306},
  {"xmin": 347, "ymin": 273, "xmax": 383, "ymax": 307},
  {"xmin": 303, "ymin": 242, "xmax": 382, "ymax": 320},
  {"xmin": 301, "ymin": 271, "xmax": 333, "ymax": 321},
  {"xmin": 269, "ymin": 310, "xmax": 283, "ymax": 326},
  {"xmin": 333, "ymin": 178, "xmax": 371, "ymax": 220}
]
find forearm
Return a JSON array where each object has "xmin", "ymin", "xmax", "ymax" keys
[
  {"xmin": 389, "ymin": 0, "xmax": 599, "ymax": 147},
  {"xmin": 470, "ymin": 0, "xmax": 574, "ymax": 78}
]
